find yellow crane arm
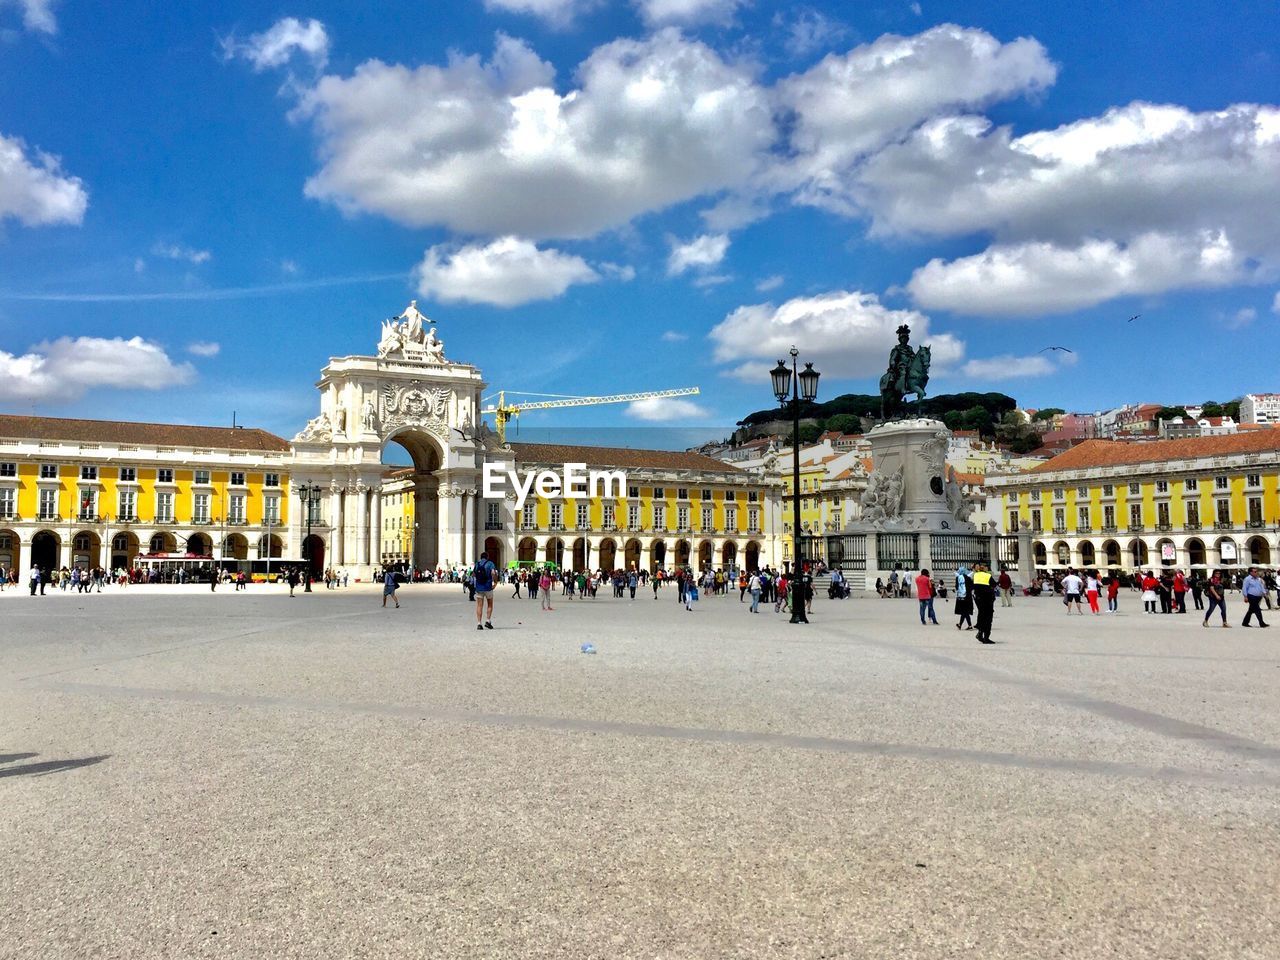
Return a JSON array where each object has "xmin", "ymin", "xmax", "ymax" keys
[{"xmin": 481, "ymin": 387, "xmax": 700, "ymax": 442}]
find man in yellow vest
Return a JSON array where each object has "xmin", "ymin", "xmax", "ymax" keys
[{"xmin": 972, "ymin": 563, "xmax": 997, "ymax": 644}]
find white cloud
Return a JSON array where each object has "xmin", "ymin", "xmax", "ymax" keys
[
  {"xmin": 908, "ymin": 231, "xmax": 1250, "ymax": 316},
  {"xmin": 281, "ymin": 259, "xmax": 299, "ymax": 275},
  {"xmin": 0, "ymin": 336, "xmax": 195, "ymax": 403},
  {"xmin": 910, "ymin": 2, "xmax": 922, "ymax": 15},
  {"xmin": 1225, "ymin": 307, "xmax": 1258, "ymax": 330},
  {"xmin": 415, "ymin": 236, "xmax": 604, "ymax": 307},
  {"xmin": 225, "ymin": 17, "xmax": 330, "ymax": 72},
  {"xmin": 484, "ymin": 0, "xmax": 599, "ymax": 27},
  {"xmin": 0, "ymin": 0, "xmax": 57, "ymax": 34},
  {"xmin": 0, "ymin": 133, "xmax": 87, "ymax": 227},
  {"xmin": 1273, "ymin": 292, "xmax": 1280, "ymax": 314},
  {"xmin": 692, "ymin": 273, "xmax": 732, "ymax": 288},
  {"xmin": 755, "ymin": 274, "xmax": 784, "ymax": 292},
  {"xmin": 133, "ymin": 258, "xmax": 146, "ymax": 274},
  {"xmin": 186, "ymin": 341, "xmax": 221, "ymax": 357},
  {"xmin": 661, "ymin": 330, "xmax": 688, "ymax": 342},
  {"xmin": 667, "ymin": 233, "xmax": 730, "ymax": 275},
  {"xmin": 777, "ymin": 8, "xmax": 849, "ymax": 60},
  {"xmin": 634, "ymin": 0, "xmax": 746, "ymax": 27},
  {"xmin": 296, "ymin": 31, "xmax": 774, "ymax": 239},
  {"xmin": 960, "ymin": 354, "xmax": 1057, "ymax": 381},
  {"xmin": 709, "ymin": 290, "xmax": 964, "ymax": 381},
  {"xmin": 151, "ymin": 243, "xmax": 212, "ymax": 265},
  {"xmin": 625, "ymin": 396, "xmax": 710, "ymax": 420}
]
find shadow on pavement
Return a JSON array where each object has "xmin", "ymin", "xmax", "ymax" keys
[{"xmin": 0, "ymin": 753, "xmax": 109, "ymax": 779}]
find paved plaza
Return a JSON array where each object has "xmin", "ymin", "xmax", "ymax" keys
[{"xmin": 2, "ymin": 584, "xmax": 1279, "ymax": 958}]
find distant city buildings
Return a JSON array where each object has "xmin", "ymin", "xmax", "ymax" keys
[{"xmin": 1240, "ymin": 393, "xmax": 1280, "ymax": 425}]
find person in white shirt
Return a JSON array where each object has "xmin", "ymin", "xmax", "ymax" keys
[{"xmin": 1061, "ymin": 569, "xmax": 1085, "ymax": 614}]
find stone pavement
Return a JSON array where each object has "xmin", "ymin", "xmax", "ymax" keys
[{"xmin": 2, "ymin": 584, "xmax": 1278, "ymax": 958}]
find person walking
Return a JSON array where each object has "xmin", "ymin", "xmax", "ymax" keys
[
  {"xmin": 286, "ymin": 567, "xmax": 299, "ymax": 597},
  {"xmin": 539, "ymin": 569, "xmax": 555, "ymax": 611},
  {"xmin": 1085, "ymin": 571, "xmax": 1101, "ymax": 615},
  {"xmin": 915, "ymin": 569, "xmax": 939, "ymax": 625},
  {"xmin": 954, "ymin": 564, "xmax": 973, "ymax": 630},
  {"xmin": 381, "ymin": 568, "xmax": 400, "ymax": 609},
  {"xmin": 1173, "ymin": 570, "xmax": 1188, "ymax": 614},
  {"xmin": 1190, "ymin": 571, "xmax": 1205, "ymax": 610},
  {"xmin": 473, "ymin": 551, "xmax": 497, "ymax": 631},
  {"xmin": 1061, "ymin": 568, "xmax": 1084, "ymax": 614},
  {"xmin": 972, "ymin": 563, "xmax": 996, "ymax": 644},
  {"xmin": 1202, "ymin": 569, "xmax": 1229, "ymax": 628},
  {"xmin": 1141, "ymin": 571, "xmax": 1159, "ymax": 613},
  {"xmin": 510, "ymin": 569, "xmax": 522, "ymax": 599},
  {"xmin": 1106, "ymin": 574, "xmax": 1120, "ymax": 614},
  {"xmin": 998, "ymin": 567, "xmax": 1013, "ymax": 607},
  {"xmin": 1241, "ymin": 566, "xmax": 1270, "ymax": 628},
  {"xmin": 627, "ymin": 570, "xmax": 638, "ymax": 599},
  {"xmin": 28, "ymin": 565, "xmax": 39, "ymax": 596},
  {"xmin": 748, "ymin": 571, "xmax": 761, "ymax": 613}
]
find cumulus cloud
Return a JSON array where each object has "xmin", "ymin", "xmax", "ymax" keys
[
  {"xmin": 186, "ymin": 341, "xmax": 221, "ymax": 357},
  {"xmin": 960, "ymin": 354, "xmax": 1059, "ymax": 381},
  {"xmin": 661, "ymin": 330, "xmax": 688, "ymax": 342},
  {"xmin": 709, "ymin": 290, "xmax": 964, "ymax": 381},
  {"xmin": 777, "ymin": 8, "xmax": 849, "ymax": 59},
  {"xmin": 908, "ymin": 231, "xmax": 1250, "ymax": 316},
  {"xmin": 0, "ymin": 0, "xmax": 56, "ymax": 34},
  {"xmin": 296, "ymin": 31, "xmax": 774, "ymax": 238},
  {"xmin": 0, "ymin": 133, "xmax": 87, "ymax": 227},
  {"xmin": 0, "ymin": 336, "xmax": 195, "ymax": 403},
  {"xmin": 224, "ymin": 17, "xmax": 330, "ymax": 72},
  {"xmin": 634, "ymin": 0, "xmax": 746, "ymax": 27},
  {"xmin": 152, "ymin": 243, "xmax": 212, "ymax": 265},
  {"xmin": 1273, "ymin": 291, "xmax": 1280, "ymax": 314},
  {"xmin": 625, "ymin": 396, "xmax": 710, "ymax": 420},
  {"xmin": 415, "ymin": 236, "xmax": 606, "ymax": 307},
  {"xmin": 755, "ymin": 274, "xmax": 784, "ymax": 292},
  {"xmin": 484, "ymin": 0, "xmax": 599, "ymax": 27},
  {"xmin": 667, "ymin": 233, "xmax": 730, "ymax": 275}
]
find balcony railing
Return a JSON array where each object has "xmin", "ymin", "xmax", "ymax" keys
[
  {"xmin": 484, "ymin": 521, "xmax": 504, "ymax": 531},
  {"xmin": 1185, "ymin": 521, "xmax": 1202, "ymax": 530},
  {"xmin": 1052, "ymin": 526, "xmax": 1068, "ymax": 535},
  {"xmin": 1214, "ymin": 521, "xmax": 1234, "ymax": 531},
  {"xmin": 1156, "ymin": 523, "xmax": 1173, "ymax": 532},
  {"xmin": 1101, "ymin": 525, "xmax": 1118, "ymax": 534},
  {"xmin": 1247, "ymin": 519, "xmax": 1266, "ymax": 529},
  {"xmin": 1127, "ymin": 523, "xmax": 1143, "ymax": 532}
]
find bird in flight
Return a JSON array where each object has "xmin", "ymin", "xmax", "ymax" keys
[
  {"xmin": 1038, "ymin": 346, "xmax": 1074, "ymax": 354},
  {"xmin": 1127, "ymin": 314, "xmax": 1141, "ymax": 322}
]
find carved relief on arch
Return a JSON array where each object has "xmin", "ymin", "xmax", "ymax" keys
[{"xmin": 380, "ymin": 380, "xmax": 452, "ymax": 438}]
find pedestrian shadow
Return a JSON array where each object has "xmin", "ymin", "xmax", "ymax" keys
[{"xmin": 0, "ymin": 753, "xmax": 109, "ymax": 779}]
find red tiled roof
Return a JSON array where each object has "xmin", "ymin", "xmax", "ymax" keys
[
  {"xmin": 0, "ymin": 413, "xmax": 290, "ymax": 451},
  {"xmin": 510, "ymin": 442, "xmax": 742, "ymax": 473},
  {"xmin": 1030, "ymin": 430, "xmax": 1280, "ymax": 473}
]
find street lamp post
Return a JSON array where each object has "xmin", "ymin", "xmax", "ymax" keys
[
  {"xmin": 297, "ymin": 483, "xmax": 322, "ymax": 593},
  {"xmin": 770, "ymin": 346, "xmax": 821, "ymax": 625}
]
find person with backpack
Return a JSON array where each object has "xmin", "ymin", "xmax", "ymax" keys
[
  {"xmin": 381, "ymin": 568, "xmax": 400, "ymax": 609},
  {"xmin": 473, "ymin": 551, "xmax": 497, "ymax": 631}
]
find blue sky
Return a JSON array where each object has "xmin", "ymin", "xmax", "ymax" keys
[{"xmin": 1, "ymin": 0, "xmax": 1278, "ymax": 441}]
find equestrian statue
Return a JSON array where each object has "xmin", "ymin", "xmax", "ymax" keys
[{"xmin": 879, "ymin": 324, "xmax": 931, "ymax": 421}]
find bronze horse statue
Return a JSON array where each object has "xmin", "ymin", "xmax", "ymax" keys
[{"xmin": 880, "ymin": 341, "xmax": 931, "ymax": 421}]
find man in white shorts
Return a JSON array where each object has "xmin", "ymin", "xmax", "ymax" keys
[
  {"xmin": 473, "ymin": 551, "xmax": 497, "ymax": 631},
  {"xmin": 1061, "ymin": 568, "xmax": 1084, "ymax": 614}
]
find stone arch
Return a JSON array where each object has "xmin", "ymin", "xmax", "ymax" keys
[
  {"xmin": 149, "ymin": 531, "xmax": 177, "ymax": 555},
  {"xmin": 111, "ymin": 531, "xmax": 140, "ymax": 569},
  {"xmin": 721, "ymin": 540, "xmax": 737, "ymax": 569},
  {"xmin": 598, "ymin": 538, "xmax": 617, "ymax": 571},
  {"xmin": 571, "ymin": 537, "xmax": 587, "ymax": 571},
  {"xmin": 698, "ymin": 539, "xmax": 714, "ymax": 570},
  {"xmin": 745, "ymin": 540, "xmax": 760, "ymax": 572},
  {"xmin": 32, "ymin": 530, "xmax": 60, "ymax": 570},
  {"xmin": 651, "ymin": 538, "xmax": 667, "ymax": 571},
  {"xmin": 1052, "ymin": 540, "xmax": 1071, "ymax": 567},
  {"xmin": 545, "ymin": 537, "xmax": 565, "ymax": 568},
  {"xmin": 1079, "ymin": 539, "xmax": 1096, "ymax": 568},
  {"xmin": 0, "ymin": 527, "xmax": 17, "ymax": 570},
  {"xmin": 1033, "ymin": 541, "xmax": 1047, "ymax": 567},
  {"xmin": 624, "ymin": 538, "xmax": 641, "ymax": 570},
  {"xmin": 1101, "ymin": 539, "xmax": 1122, "ymax": 568},
  {"xmin": 1247, "ymin": 535, "xmax": 1270, "ymax": 566},
  {"xmin": 675, "ymin": 539, "xmax": 691, "ymax": 569},
  {"xmin": 71, "ymin": 530, "xmax": 101, "ymax": 568},
  {"xmin": 518, "ymin": 537, "xmax": 537, "ymax": 563},
  {"xmin": 483, "ymin": 536, "xmax": 503, "ymax": 567},
  {"xmin": 303, "ymin": 534, "xmax": 326, "ymax": 575},
  {"xmin": 1129, "ymin": 538, "xmax": 1149, "ymax": 567},
  {"xmin": 187, "ymin": 532, "xmax": 212, "ymax": 557},
  {"xmin": 1155, "ymin": 537, "xmax": 1176, "ymax": 567},
  {"xmin": 381, "ymin": 426, "xmax": 447, "ymax": 571},
  {"xmin": 222, "ymin": 533, "xmax": 249, "ymax": 561},
  {"xmin": 258, "ymin": 533, "xmax": 284, "ymax": 558},
  {"xmin": 1186, "ymin": 537, "xmax": 1206, "ymax": 569},
  {"xmin": 1215, "ymin": 536, "xmax": 1238, "ymax": 568}
]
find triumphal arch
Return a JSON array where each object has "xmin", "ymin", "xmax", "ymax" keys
[{"xmin": 287, "ymin": 301, "xmax": 514, "ymax": 578}]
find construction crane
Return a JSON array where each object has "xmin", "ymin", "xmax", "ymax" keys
[{"xmin": 482, "ymin": 387, "xmax": 701, "ymax": 443}]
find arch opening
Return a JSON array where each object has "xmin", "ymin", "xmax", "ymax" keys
[{"xmin": 381, "ymin": 428, "xmax": 446, "ymax": 573}]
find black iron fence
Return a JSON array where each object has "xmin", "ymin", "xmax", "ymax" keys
[
  {"xmin": 877, "ymin": 532, "xmax": 919, "ymax": 570},
  {"xmin": 825, "ymin": 533, "xmax": 868, "ymax": 571},
  {"xmin": 799, "ymin": 534, "xmax": 826, "ymax": 565},
  {"xmin": 930, "ymin": 534, "xmax": 992, "ymax": 569},
  {"xmin": 996, "ymin": 535, "xmax": 1020, "ymax": 568}
]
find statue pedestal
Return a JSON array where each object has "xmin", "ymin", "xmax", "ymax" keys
[{"xmin": 863, "ymin": 418, "xmax": 968, "ymax": 533}]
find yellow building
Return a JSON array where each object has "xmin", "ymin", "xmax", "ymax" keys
[
  {"xmin": 0, "ymin": 414, "xmax": 290, "ymax": 575},
  {"xmin": 378, "ymin": 468, "xmax": 416, "ymax": 566},
  {"xmin": 986, "ymin": 431, "xmax": 1280, "ymax": 572}
]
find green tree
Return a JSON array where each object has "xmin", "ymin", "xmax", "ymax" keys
[
  {"xmin": 1154, "ymin": 406, "xmax": 1189, "ymax": 421},
  {"xmin": 1222, "ymin": 400, "xmax": 1241, "ymax": 421},
  {"xmin": 1200, "ymin": 402, "xmax": 1224, "ymax": 417},
  {"xmin": 824, "ymin": 413, "xmax": 862, "ymax": 434},
  {"xmin": 1032, "ymin": 407, "xmax": 1065, "ymax": 422}
]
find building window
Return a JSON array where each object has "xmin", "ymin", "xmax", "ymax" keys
[
  {"xmin": 1216, "ymin": 499, "xmax": 1231, "ymax": 524},
  {"xmin": 1074, "ymin": 486, "xmax": 1087, "ymax": 498},
  {"xmin": 264, "ymin": 473, "xmax": 280, "ymax": 487},
  {"xmin": 522, "ymin": 503, "xmax": 535, "ymax": 528},
  {"xmin": 118, "ymin": 490, "xmax": 136, "ymax": 521},
  {"xmin": 1053, "ymin": 487, "xmax": 1065, "ymax": 499},
  {"xmin": 1103, "ymin": 505, "xmax": 1116, "ymax": 529},
  {"xmin": 1077, "ymin": 506, "xmax": 1090, "ymax": 530},
  {"xmin": 653, "ymin": 487, "xmax": 664, "ymax": 499},
  {"xmin": 677, "ymin": 506, "xmax": 690, "ymax": 530},
  {"xmin": 486, "ymin": 502, "xmax": 501, "ymax": 530},
  {"xmin": 1247, "ymin": 473, "xmax": 1261, "ymax": 488},
  {"xmin": 39, "ymin": 488, "xmax": 58, "ymax": 519},
  {"xmin": 801, "ymin": 479, "xmax": 809, "ymax": 492},
  {"xmin": 701, "ymin": 488, "xmax": 712, "ymax": 500},
  {"xmin": 80, "ymin": 465, "xmax": 98, "ymax": 481},
  {"xmin": 653, "ymin": 504, "xmax": 666, "ymax": 530},
  {"xmin": 748, "ymin": 491, "xmax": 759, "ymax": 503},
  {"xmin": 1102, "ymin": 484, "xmax": 1114, "ymax": 497},
  {"xmin": 1128, "ymin": 482, "xmax": 1140, "ymax": 495},
  {"xmin": 1031, "ymin": 508, "xmax": 1042, "ymax": 531},
  {"xmin": 627, "ymin": 504, "xmax": 639, "ymax": 530},
  {"xmin": 725, "ymin": 507, "xmax": 736, "ymax": 530},
  {"xmin": 1008, "ymin": 510, "xmax": 1019, "ymax": 531},
  {"xmin": 195, "ymin": 469, "xmax": 211, "ymax": 485},
  {"xmin": 0, "ymin": 488, "xmax": 14, "ymax": 519},
  {"xmin": 1053, "ymin": 507, "xmax": 1065, "ymax": 531},
  {"xmin": 78, "ymin": 487, "xmax": 97, "ymax": 519},
  {"xmin": 193, "ymin": 494, "xmax": 211, "ymax": 523},
  {"xmin": 230, "ymin": 472, "xmax": 246, "ymax": 486},
  {"xmin": 228, "ymin": 494, "xmax": 246, "ymax": 524},
  {"xmin": 1129, "ymin": 503, "xmax": 1142, "ymax": 528},
  {"xmin": 40, "ymin": 463, "xmax": 59, "ymax": 479},
  {"xmin": 725, "ymin": 490, "xmax": 737, "ymax": 501},
  {"xmin": 701, "ymin": 506, "xmax": 714, "ymax": 531},
  {"xmin": 603, "ymin": 503, "xmax": 615, "ymax": 528},
  {"xmin": 1184, "ymin": 478, "xmax": 1199, "ymax": 492},
  {"xmin": 264, "ymin": 495, "xmax": 280, "ymax": 523},
  {"xmin": 1157, "ymin": 502, "xmax": 1170, "ymax": 527},
  {"xmin": 549, "ymin": 503, "xmax": 563, "ymax": 529},
  {"xmin": 1249, "ymin": 497, "xmax": 1263, "ymax": 524},
  {"xmin": 677, "ymin": 487, "xmax": 689, "ymax": 500},
  {"xmin": 576, "ymin": 502, "xmax": 589, "ymax": 529},
  {"xmin": 156, "ymin": 492, "xmax": 174, "ymax": 523},
  {"xmin": 0, "ymin": 462, "xmax": 14, "ymax": 478},
  {"xmin": 74, "ymin": 533, "xmax": 91, "ymax": 551},
  {"xmin": 1187, "ymin": 501, "xmax": 1200, "ymax": 527},
  {"xmin": 1215, "ymin": 476, "xmax": 1228, "ymax": 490},
  {"xmin": 831, "ymin": 512, "xmax": 841, "ymax": 528},
  {"xmin": 748, "ymin": 508, "xmax": 760, "ymax": 532},
  {"xmin": 1155, "ymin": 480, "xmax": 1169, "ymax": 493},
  {"xmin": 119, "ymin": 467, "xmax": 136, "ymax": 482},
  {"xmin": 158, "ymin": 468, "xmax": 174, "ymax": 483},
  {"xmin": 628, "ymin": 485, "xmax": 640, "ymax": 498}
]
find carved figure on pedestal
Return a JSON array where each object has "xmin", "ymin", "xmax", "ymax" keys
[
  {"xmin": 879, "ymin": 324, "xmax": 931, "ymax": 421},
  {"xmin": 377, "ymin": 301, "xmax": 448, "ymax": 362},
  {"xmin": 295, "ymin": 412, "xmax": 333, "ymax": 442},
  {"xmin": 859, "ymin": 466, "xmax": 904, "ymax": 524},
  {"xmin": 362, "ymin": 397, "xmax": 379, "ymax": 433}
]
